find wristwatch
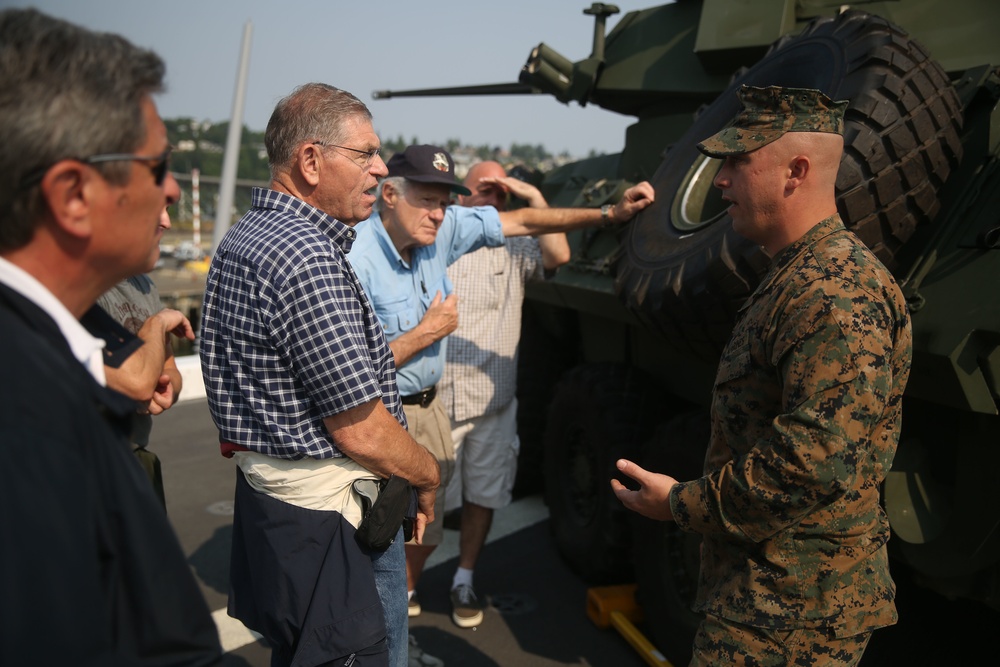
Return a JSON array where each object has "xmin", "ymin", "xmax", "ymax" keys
[{"xmin": 600, "ymin": 204, "xmax": 612, "ymax": 226}]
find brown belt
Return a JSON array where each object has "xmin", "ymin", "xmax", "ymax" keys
[{"xmin": 400, "ymin": 385, "xmax": 436, "ymax": 408}]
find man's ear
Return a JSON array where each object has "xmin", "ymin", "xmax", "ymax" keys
[
  {"xmin": 787, "ymin": 155, "xmax": 810, "ymax": 190},
  {"xmin": 381, "ymin": 180, "xmax": 399, "ymax": 209},
  {"xmin": 297, "ymin": 143, "xmax": 324, "ymax": 187},
  {"xmin": 40, "ymin": 161, "xmax": 97, "ymax": 240}
]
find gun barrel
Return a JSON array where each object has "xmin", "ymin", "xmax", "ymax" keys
[{"xmin": 372, "ymin": 82, "xmax": 537, "ymax": 100}]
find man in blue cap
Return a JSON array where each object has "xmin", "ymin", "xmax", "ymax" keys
[
  {"xmin": 612, "ymin": 85, "xmax": 913, "ymax": 666},
  {"xmin": 350, "ymin": 144, "xmax": 654, "ymax": 635}
]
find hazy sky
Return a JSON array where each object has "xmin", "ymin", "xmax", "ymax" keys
[{"xmin": 18, "ymin": 0, "xmax": 660, "ymax": 157}]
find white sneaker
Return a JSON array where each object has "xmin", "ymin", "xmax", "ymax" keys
[{"xmin": 408, "ymin": 633, "xmax": 444, "ymax": 667}]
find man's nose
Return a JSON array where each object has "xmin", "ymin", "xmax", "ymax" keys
[
  {"xmin": 713, "ymin": 165, "xmax": 729, "ymax": 190},
  {"xmin": 370, "ymin": 154, "xmax": 389, "ymax": 178},
  {"xmin": 164, "ymin": 172, "xmax": 181, "ymax": 205}
]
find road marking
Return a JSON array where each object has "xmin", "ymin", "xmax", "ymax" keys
[
  {"xmin": 211, "ymin": 493, "xmax": 550, "ymax": 652},
  {"xmin": 213, "ymin": 607, "xmax": 263, "ymax": 652}
]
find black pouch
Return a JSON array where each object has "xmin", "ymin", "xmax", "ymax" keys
[{"xmin": 354, "ymin": 474, "xmax": 416, "ymax": 551}]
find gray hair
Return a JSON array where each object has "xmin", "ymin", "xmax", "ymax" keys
[
  {"xmin": 264, "ymin": 83, "xmax": 372, "ymax": 180},
  {"xmin": 0, "ymin": 9, "xmax": 166, "ymax": 251},
  {"xmin": 374, "ymin": 176, "xmax": 407, "ymax": 214}
]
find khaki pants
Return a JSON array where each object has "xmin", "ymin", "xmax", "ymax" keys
[{"xmin": 402, "ymin": 395, "xmax": 454, "ymax": 545}]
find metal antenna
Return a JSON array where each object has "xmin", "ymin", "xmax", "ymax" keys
[{"xmin": 584, "ymin": 3, "xmax": 620, "ymax": 60}]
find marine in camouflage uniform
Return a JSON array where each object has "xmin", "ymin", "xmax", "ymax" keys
[
  {"xmin": 613, "ymin": 85, "xmax": 913, "ymax": 666},
  {"xmin": 677, "ymin": 208, "xmax": 912, "ymax": 664}
]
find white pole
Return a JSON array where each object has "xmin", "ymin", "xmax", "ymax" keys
[
  {"xmin": 192, "ymin": 167, "xmax": 201, "ymax": 248},
  {"xmin": 211, "ymin": 20, "xmax": 253, "ymax": 254}
]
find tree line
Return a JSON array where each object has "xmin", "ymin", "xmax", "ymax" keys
[{"xmin": 165, "ymin": 118, "xmax": 581, "ymax": 180}]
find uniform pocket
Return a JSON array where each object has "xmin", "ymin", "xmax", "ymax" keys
[{"xmin": 714, "ymin": 348, "xmax": 751, "ymax": 386}]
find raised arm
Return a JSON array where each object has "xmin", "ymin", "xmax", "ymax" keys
[
  {"xmin": 485, "ymin": 175, "xmax": 548, "ymax": 209},
  {"xmin": 498, "ymin": 181, "xmax": 654, "ymax": 237},
  {"xmin": 537, "ymin": 233, "xmax": 571, "ymax": 270},
  {"xmin": 484, "ymin": 176, "xmax": 571, "ymax": 269}
]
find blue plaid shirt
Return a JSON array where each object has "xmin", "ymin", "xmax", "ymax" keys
[{"xmin": 200, "ymin": 187, "xmax": 404, "ymax": 459}]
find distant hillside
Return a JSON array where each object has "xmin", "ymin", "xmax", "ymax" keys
[
  {"xmin": 165, "ymin": 118, "xmax": 270, "ymax": 182},
  {"xmin": 165, "ymin": 117, "xmax": 594, "ymax": 181}
]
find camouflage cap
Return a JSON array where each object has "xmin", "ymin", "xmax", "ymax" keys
[{"xmin": 697, "ymin": 85, "xmax": 849, "ymax": 158}]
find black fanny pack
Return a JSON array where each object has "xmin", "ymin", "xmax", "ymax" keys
[{"xmin": 353, "ymin": 474, "xmax": 417, "ymax": 551}]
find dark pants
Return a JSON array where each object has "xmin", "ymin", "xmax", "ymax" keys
[
  {"xmin": 132, "ymin": 445, "xmax": 165, "ymax": 507},
  {"xmin": 230, "ymin": 469, "xmax": 389, "ymax": 667}
]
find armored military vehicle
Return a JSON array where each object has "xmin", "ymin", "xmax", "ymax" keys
[{"xmin": 375, "ymin": 0, "xmax": 1000, "ymax": 654}]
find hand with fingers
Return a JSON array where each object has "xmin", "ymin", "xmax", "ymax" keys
[{"xmin": 610, "ymin": 458, "xmax": 678, "ymax": 521}]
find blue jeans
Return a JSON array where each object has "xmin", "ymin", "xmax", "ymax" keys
[{"xmin": 371, "ymin": 529, "xmax": 407, "ymax": 667}]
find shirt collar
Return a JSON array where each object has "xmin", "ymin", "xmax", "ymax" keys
[
  {"xmin": 250, "ymin": 187, "xmax": 359, "ymax": 252},
  {"xmin": 0, "ymin": 257, "xmax": 107, "ymax": 384},
  {"xmin": 738, "ymin": 214, "xmax": 846, "ymax": 313},
  {"xmin": 365, "ymin": 211, "xmax": 410, "ymax": 269},
  {"xmin": 770, "ymin": 213, "xmax": 845, "ymax": 272}
]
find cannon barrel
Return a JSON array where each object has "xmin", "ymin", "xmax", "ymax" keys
[{"xmin": 372, "ymin": 82, "xmax": 537, "ymax": 100}]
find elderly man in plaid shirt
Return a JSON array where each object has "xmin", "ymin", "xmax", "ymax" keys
[{"xmin": 200, "ymin": 84, "xmax": 440, "ymax": 667}]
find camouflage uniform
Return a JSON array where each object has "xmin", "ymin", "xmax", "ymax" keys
[
  {"xmin": 690, "ymin": 613, "xmax": 872, "ymax": 667},
  {"xmin": 669, "ymin": 213, "xmax": 913, "ymax": 661}
]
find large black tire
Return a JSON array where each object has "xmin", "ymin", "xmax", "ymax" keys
[
  {"xmin": 513, "ymin": 302, "xmax": 580, "ymax": 498},
  {"xmin": 615, "ymin": 10, "xmax": 963, "ymax": 361},
  {"xmin": 543, "ymin": 363, "xmax": 664, "ymax": 583},
  {"xmin": 629, "ymin": 412, "xmax": 711, "ymax": 663}
]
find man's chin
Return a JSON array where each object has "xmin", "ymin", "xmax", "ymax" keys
[
  {"xmin": 346, "ymin": 203, "xmax": 374, "ymax": 226},
  {"xmin": 418, "ymin": 231, "xmax": 440, "ymax": 246},
  {"xmin": 142, "ymin": 249, "xmax": 161, "ymax": 274}
]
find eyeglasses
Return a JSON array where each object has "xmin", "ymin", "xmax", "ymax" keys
[
  {"xmin": 312, "ymin": 141, "xmax": 381, "ymax": 167},
  {"xmin": 19, "ymin": 146, "xmax": 173, "ymax": 189},
  {"xmin": 85, "ymin": 146, "xmax": 173, "ymax": 186}
]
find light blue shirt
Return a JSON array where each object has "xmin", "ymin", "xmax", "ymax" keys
[{"xmin": 350, "ymin": 205, "xmax": 504, "ymax": 396}]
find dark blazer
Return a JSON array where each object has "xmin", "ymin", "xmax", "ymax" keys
[{"xmin": 0, "ymin": 282, "xmax": 222, "ymax": 666}]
